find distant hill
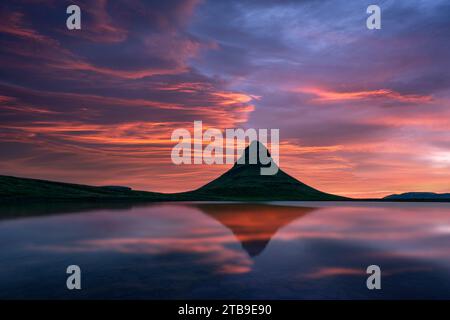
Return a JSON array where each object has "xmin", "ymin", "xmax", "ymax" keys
[
  {"xmin": 0, "ymin": 141, "xmax": 346, "ymax": 202},
  {"xmin": 384, "ymin": 192, "xmax": 450, "ymax": 201}
]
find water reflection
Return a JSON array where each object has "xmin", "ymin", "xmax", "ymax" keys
[
  {"xmin": 1, "ymin": 201, "xmax": 450, "ymax": 299},
  {"xmin": 194, "ymin": 203, "xmax": 314, "ymax": 257}
]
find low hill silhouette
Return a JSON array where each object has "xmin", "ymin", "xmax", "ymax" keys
[
  {"xmin": 384, "ymin": 192, "xmax": 450, "ymax": 201},
  {"xmin": 0, "ymin": 175, "xmax": 170, "ymax": 202}
]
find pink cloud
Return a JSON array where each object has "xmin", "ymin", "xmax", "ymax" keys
[{"xmin": 296, "ymin": 87, "xmax": 433, "ymax": 103}]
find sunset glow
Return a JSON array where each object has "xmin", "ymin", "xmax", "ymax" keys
[{"xmin": 0, "ymin": 0, "xmax": 449, "ymax": 198}]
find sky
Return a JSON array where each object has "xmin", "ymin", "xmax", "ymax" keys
[{"xmin": 0, "ymin": 0, "xmax": 449, "ymax": 198}]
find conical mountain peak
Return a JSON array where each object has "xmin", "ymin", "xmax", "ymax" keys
[
  {"xmin": 191, "ymin": 140, "xmax": 347, "ymax": 201},
  {"xmin": 236, "ymin": 140, "xmax": 274, "ymax": 168}
]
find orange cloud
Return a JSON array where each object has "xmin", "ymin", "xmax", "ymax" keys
[
  {"xmin": 296, "ymin": 87, "xmax": 433, "ymax": 103},
  {"xmin": 212, "ymin": 92, "xmax": 260, "ymax": 105},
  {"xmin": 305, "ymin": 267, "xmax": 363, "ymax": 279},
  {"xmin": 58, "ymin": 61, "xmax": 188, "ymax": 79}
]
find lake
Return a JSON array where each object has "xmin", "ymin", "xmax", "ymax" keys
[{"xmin": 1, "ymin": 201, "xmax": 450, "ymax": 299}]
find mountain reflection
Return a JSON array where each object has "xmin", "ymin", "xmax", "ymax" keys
[
  {"xmin": 193, "ymin": 203, "xmax": 315, "ymax": 257},
  {"xmin": 3, "ymin": 202, "xmax": 450, "ymax": 299}
]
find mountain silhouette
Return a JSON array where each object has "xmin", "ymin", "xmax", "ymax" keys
[
  {"xmin": 189, "ymin": 141, "xmax": 346, "ymax": 201},
  {"xmin": 194, "ymin": 203, "xmax": 315, "ymax": 257},
  {"xmin": 0, "ymin": 141, "xmax": 346, "ymax": 202}
]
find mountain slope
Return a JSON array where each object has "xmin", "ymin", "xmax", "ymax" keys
[{"xmin": 187, "ymin": 141, "xmax": 347, "ymax": 201}]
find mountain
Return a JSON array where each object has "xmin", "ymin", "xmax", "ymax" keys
[
  {"xmin": 0, "ymin": 141, "xmax": 346, "ymax": 202},
  {"xmin": 186, "ymin": 141, "xmax": 347, "ymax": 201},
  {"xmin": 384, "ymin": 192, "xmax": 450, "ymax": 201}
]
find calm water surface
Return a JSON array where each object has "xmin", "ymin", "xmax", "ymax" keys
[{"xmin": 1, "ymin": 201, "xmax": 450, "ymax": 299}]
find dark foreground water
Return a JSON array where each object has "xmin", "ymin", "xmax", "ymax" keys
[{"xmin": 1, "ymin": 201, "xmax": 450, "ymax": 299}]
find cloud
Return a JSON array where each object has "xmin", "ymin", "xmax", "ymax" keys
[{"xmin": 295, "ymin": 87, "xmax": 433, "ymax": 104}]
